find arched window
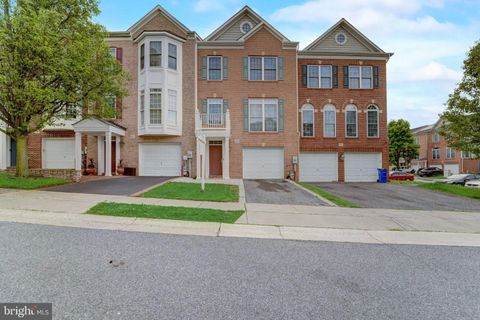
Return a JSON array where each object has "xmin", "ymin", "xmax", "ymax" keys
[
  {"xmin": 367, "ymin": 105, "xmax": 379, "ymax": 137},
  {"xmin": 323, "ymin": 104, "xmax": 336, "ymax": 137},
  {"xmin": 301, "ymin": 104, "xmax": 314, "ymax": 137},
  {"xmin": 345, "ymin": 104, "xmax": 358, "ymax": 137}
]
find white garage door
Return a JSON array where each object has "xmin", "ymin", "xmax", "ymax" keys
[
  {"xmin": 299, "ymin": 153, "xmax": 338, "ymax": 182},
  {"xmin": 444, "ymin": 164, "xmax": 459, "ymax": 176},
  {"xmin": 43, "ymin": 138, "xmax": 75, "ymax": 169},
  {"xmin": 243, "ymin": 148, "xmax": 284, "ymax": 179},
  {"xmin": 139, "ymin": 144, "xmax": 181, "ymax": 176},
  {"xmin": 344, "ymin": 152, "xmax": 382, "ymax": 182}
]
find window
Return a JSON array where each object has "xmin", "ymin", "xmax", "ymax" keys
[
  {"xmin": 207, "ymin": 98, "xmax": 223, "ymax": 125},
  {"xmin": 109, "ymin": 47, "xmax": 117, "ymax": 58},
  {"xmin": 208, "ymin": 56, "xmax": 222, "ymax": 80},
  {"xmin": 149, "ymin": 89, "xmax": 162, "ymax": 125},
  {"xmin": 168, "ymin": 43, "xmax": 177, "ymax": 70},
  {"xmin": 301, "ymin": 104, "xmax": 314, "ymax": 137},
  {"xmin": 168, "ymin": 90, "xmax": 177, "ymax": 126},
  {"xmin": 446, "ymin": 147, "xmax": 456, "ymax": 159},
  {"xmin": 345, "ymin": 104, "xmax": 358, "ymax": 137},
  {"xmin": 248, "ymin": 99, "xmax": 278, "ymax": 132},
  {"xmin": 308, "ymin": 65, "xmax": 332, "ymax": 88},
  {"xmin": 106, "ymin": 96, "xmax": 117, "ymax": 118},
  {"xmin": 335, "ymin": 32, "xmax": 347, "ymax": 45},
  {"xmin": 140, "ymin": 90, "xmax": 145, "ymax": 126},
  {"xmin": 240, "ymin": 21, "xmax": 252, "ymax": 34},
  {"xmin": 150, "ymin": 41, "xmax": 162, "ymax": 67},
  {"xmin": 432, "ymin": 134, "xmax": 440, "ymax": 143},
  {"xmin": 140, "ymin": 44, "xmax": 145, "ymax": 70},
  {"xmin": 249, "ymin": 57, "xmax": 277, "ymax": 81},
  {"xmin": 323, "ymin": 104, "xmax": 336, "ymax": 137},
  {"xmin": 367, "ymin": 105, "xmax": 379, "ymax": 137},
  {"xmin": 462, "ymin": 151, "xmax": 472, "ymax": 159},
  {"xmin": 414, "ymin": 136, "xmax": 419, "ymax": 144},
  {"xmin": 65, "ymin": 103, "xmax": 78, "ymax": 119},
  {"xmin": 349, "ymin": 66, "xmax": 372, "ymax": 89},
  {"xmin": 432, "ymin": 148, "xmax": 440, "ymax": 160}
]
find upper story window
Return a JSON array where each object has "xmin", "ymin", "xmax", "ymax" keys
[
  {"xmin": 149, "ymin": 88, "xmax": 162, "ymax": 125},
  {"xmin": 208, "ymin": 56, "xmax": 222, "ymax": 80},
  {"xmin": 349, "ymin": 66, "xmax": 372, "ymax": 89},
  {"xmin": 462, "ymin": 151, "xmax": 472, "ymax": 159},
  {"xmin": 150, "ymin": 41, "xmax": 162, "ymax": 67},
  {"xmin": 249, "ymin": 57, "xmax": 277, "ymax": 81},
  {"xmin": 446, "ymin": 147, "xmax": 456, "ymax": 159},
  {"xmin": 106, "ymin": 96, "xmax": 117, "ymax": 118},
  {"xmin": 414, "ymin": 136, "xmax": 419, "ymax": 144},
  {"xmin": 168, "ymin": 90, "xmax": 177, "ymax": 126},
  {"xmin": 432, "ymin": 133, "xmax": 440, "ymax": 143},
  {"xmin": 367, "ymin": 105, "xmax": 379, "ymax": 138},
  {"xmin": 65, "ymin": 103, "xmax": 79, "ymax": 119},
  {"xmin": 168, "ymin": 43, "xmax": 177, "ymax": 70},
  {"xmin": 140, "ymin": 44, "xmax": 145, "ymax": 70},
  {"xmin": 432, "ymin": 147, "xmax": 440, "ymax": 159},
  {"xmin": 249, "ymin": 99, "xmax": 278, "ymax": 132},
  {"xmin": 301, "ymin": 104, "xmax": 314, "ymax": 137},
  {"xmin": 109, "ymin": 48, "xmax": 117, "ymax": 58},
  {"xmin": 335, "ymin": 32, "xmax": 347, "ymax": 45},
  {"xmin": 323, "ymin": 104, "xmax": 336, "ymax": 138},
  {"xmin": 240, "ymin": 21, "xmax": 253, "ymax": 34},
  {"xmin": 140, "ymin": 90, "xmax": 145, "ymax": 126},
  {"xmin": 345, "ymin": 104, "xmax": 358, "ymax": 137},
  {"xmin": 308, "ymin": 65, "xmax": 332, "ymax": 88}
]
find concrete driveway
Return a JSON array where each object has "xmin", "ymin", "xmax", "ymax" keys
[
  {"xmin": 244, "ymin": 179, "xmax": 328, "ymax": 206},
  {"xmin": 311, "ymin": 183, "xmax": 480, "ymax": 211},
  {"xmin": 45, "ymin": 176, "xmax": 171, "ymax": 196}
]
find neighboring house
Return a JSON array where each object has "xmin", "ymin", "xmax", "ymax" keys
[
  {"xmin": 0, "ymin": 5, "xmax": 392, "ymax": 182},
  {"xmin": 411, "ymin": 120, "xmax": 480, "ymax": 175}
]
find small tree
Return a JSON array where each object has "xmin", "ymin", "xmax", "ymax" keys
[
  {"xmin": 0, "ymin": 0, "xmax": 127, "ymax": 177},
  {"xmin": 440, "ymin": 40, "xmax": 480, "ymax": 156},
  {"xmin": 388, "ymin": 119, "xmax": 419, "ymax": 168}
]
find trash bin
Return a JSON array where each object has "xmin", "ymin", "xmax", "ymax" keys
[{"xmin": 377, "ymin": 168, "xmax": 388, "ymax": 183}]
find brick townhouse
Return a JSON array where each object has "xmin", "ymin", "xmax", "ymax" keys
[
  {"xmin": 411, "ymin": 120, "xmax": 480, "ymax": 175},
  {"xmin": 0, "ymin": 5, "xmax": 393, "ymax": 183}
]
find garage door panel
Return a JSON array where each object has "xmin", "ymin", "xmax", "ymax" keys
[
  {"xmin": 243, "ymin": 148, "xmax": 284, "ymax": 179},
  {"xmin": 43, "ymin": 138, "xmax": 75, "ymax": 169},
  {"xmin": 444, "ymin": 164, "xmax": 459, "ymax": 176},
  {"xmin": 299, "ymin": 153, "xmax": 338, "ymax": 182},
  {"xmin": 139, "ymin": 144, "xmax": 181, "ymax": 177},
  {"xmin": 345, "ymin": 153, "xmax": 382, "ymax": 182}
]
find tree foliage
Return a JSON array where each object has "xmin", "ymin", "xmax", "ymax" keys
[
  {"xmin": 0, "ymin": 0, "xmax": 127, "ymax": 176},
  {"xmin": 440, "ymin": 40, "xmax": 480, "ymax": 157},
  {"xmin": 388, "ymin": 119, "xmax": 419, "ymax": 168}
]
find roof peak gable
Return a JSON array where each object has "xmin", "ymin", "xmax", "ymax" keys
[{"xmin": 127, "ymin": 5, "xmax": 193, "ymax": 36}]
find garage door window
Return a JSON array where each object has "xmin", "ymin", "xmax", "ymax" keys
[
  {"xmin": 345, "ymin": 104, "xmax": 358, "ymax": 137},
  {"xmin": 323, "ymin": 104, "xmax": 336, "ymax": 137},
  {"xmin": 249, "ymin": 99, "xmax": 278, "ymax": 132},
  {"xmin": 367, "ymin": 105, "xmax": 379, "ymax": 137}
]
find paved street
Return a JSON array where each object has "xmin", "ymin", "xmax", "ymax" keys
[{"xmin": 1, "ymin": 222, "xmax": 479, "ymax": 320}]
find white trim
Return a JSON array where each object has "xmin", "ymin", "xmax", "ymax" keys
[
  {"xmin": 42, "ymin": 137, "xmax": 75, "ymax": 170},
  {"xmin": 207, "ymin": 56, "xmax": 223, "ymax": 81},
  {"xmin": 366, "ymin": 104, "xmax": 379, "ymax": 138},
  {"xmin": 240, "ymin": 21, "xmax": 253, "ymax": 34},
  {"xmin": 299, "ymin": 54, "xmax": 389, "ymax": 61},
  {"xmin": 323, "ymin": 104, "xmax": 337, "ymax": 138},
  {"xmin": 301, "ymin": 104, "xmax": 315, "ymax": 137},
  {"xmin": 345, "ymin": 104, "xmax": 358, "ymax": 138}
]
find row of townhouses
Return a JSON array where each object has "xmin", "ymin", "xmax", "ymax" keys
[{"xmin": 0, "ymin": 5, "xmax": 393, "ymax": 182}]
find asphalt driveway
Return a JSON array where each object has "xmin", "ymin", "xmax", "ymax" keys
[
  {"xmin": 244, "ymin": 179, "xmax": 328, "ymax": 206},
  {"xmin": 311, "ymin": 183, "xmax": 480, "ymax": 211},
  {"xmin": 45, "ymin": 176, "xmax": 171, "ymax": 196}
]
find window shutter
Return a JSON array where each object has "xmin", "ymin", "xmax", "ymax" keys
[
  {"xmin": 222, "ymin": 57, "xmax": 228, "ymax": 80},
  {"xmin": 332, "ymin": 65, "xmax": 338, "ymax": 88},
  {"xmin": 373, "ymin": 66, "xmax": 379, "ymax": 88},
  {"xmin": 343, "ymin": 66, "xmax": 349, "ymax": 88},
  {"xmin": 302, "ymin": 65, "xmax": 308, "ymax": 88},
  {"xmin": 242, "ymin": 57, "xmax": 249, "ymax": 80},
  {"xmin": 201, "ymin": 99, "xmax": 207, "ymax": 113},
  {"xmin": 278, "ymin": 57, "xmax": 284, "ymax": 80},
  {"xmin": 202, "ymin": 56, "xmax": 207, "ymax": 80},
  {"xmin": 243, "ymin": 98, "xmax": 249, "ymax": 131},
  {"xmin": 278, "ymin": 99, "xmax": 285, "ymax": 132},
  {"xmin": 223, "ymin": 99, "xmax": 229, "ymax": 113},
  {"xmin": 116, "ymin": 48, "xmax": 123, "ymax": 64}
]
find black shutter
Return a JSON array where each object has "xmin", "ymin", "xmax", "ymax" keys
[
  {"xmin": 343, "ymin": 66, "xmax": 349, "ymax": 88},
  {"xmin": 373, "ymin": 66, "xmax": 379, "ymax": 88},
  {"xmin": 302, "ymin": 65, "xmax": 308, "ymax": 88},
  {"xmin": 332, "ymin": 65, "xmax": 338, "ymax": 88}
]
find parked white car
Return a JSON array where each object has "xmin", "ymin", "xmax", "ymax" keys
[{"xmin": 465, "ymin": 180, "xmax": 480, "ymax": 188}]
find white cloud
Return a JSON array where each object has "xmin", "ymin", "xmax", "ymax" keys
[{"xmin": 410, "ymin": 61, "xmax": 463, "ymax": 81}]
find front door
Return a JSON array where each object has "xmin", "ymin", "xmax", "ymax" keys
[
  {"xmin": 9, "ymin": 138, "xmax": 16, "ymax": 167},
  {"xmin": 209, "ymin": 145, "xmax": 223, "ymax": 177}
]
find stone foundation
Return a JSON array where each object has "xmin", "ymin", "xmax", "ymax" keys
[{"xmin": 6, "ymin": 168, "xmax": 81, "ymax": 182}]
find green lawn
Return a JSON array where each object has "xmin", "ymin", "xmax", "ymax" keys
[
  {"xmin": 0, "ymin": 172, "xmax": 69, "ymax": 189},
  {"xmin": 143, "ymin": 182, "xmax": 239, "ymax": 202},
  {"xmin": 418, "ymin": 183, "xmax": 480, "ymax": 200},
  {"xmin": 88, "ymin": 202, "xmax": 244, "ymax": 223},
  {"xmin": 299, "ymin": 182, "xmax": 362, "ymax": 208}
]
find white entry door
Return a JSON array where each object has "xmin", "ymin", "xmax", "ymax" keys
[
  {"xmin": 344, "ymin": 152, "xmax": 382, "ymax": 182},
  {"xmin": 139, "ymin": 144, "xmax": 181, "ymax": 176},
  {"xmin": 299, "ymin": 152, "xmax": 338, "ymax": 182},
  {"xmin": 43, "ymin": 138, "xmax": 75, "ymax": 169},
  {"xmin": 243, "ymin": 148, "xmax": 284, "ymax": 179}
]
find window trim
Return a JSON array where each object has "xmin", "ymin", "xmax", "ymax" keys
[
  {"xmin": 345, "ymin": 104, "xmax": 358, "ymax": 138},
  {"xmin": 248, "ymin": 98, "xmax": 279, "ymax": 133},
  {"xmin": 207, "ymin": 56, "xmax": 223, "ymax": 81},
  {"xmin": 432, "ymin": 147, "xmax": 440, "ymax": 160},
  {"xmin": 446, "ymin": 147, "xmax": 456, "ymax": 159},
  {"xmin": 248, "ymin": 56, "xmax": 278, "ymax": 81},
  {"xmin": 307, "ymin": 65, "xmax": 333, "ymax": 89},
  {"xmin": 323, "ymin": 104, "xmax": 337, "ymax": 138},
  {"xmin": 348, "ymin": 66, "xmax": 373, "ymax": 89},
  {"xmin": 301, "ymin": 104, "xmax": 315, "ymax": 137},
  {"xmin": 366, "ymin": 105, "xmax": 379, "ymax": 138},
  {"xmin": 149, "ymin": 41, "xmax": 162, "ymax": 67}
]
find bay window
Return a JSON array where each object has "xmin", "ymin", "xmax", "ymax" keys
[
  {"xmin": 168, "ymin": 90, "xmax": 177, "ymax": 126},
  {"xmin": 140, "ymin": 90, "xmax": 145, "ymax": 125},
  {"xmin": 168, "ymin": 43, "xmax": 177, "ymax": 70},
  {"xmin": 150, "ymin": 41, "xmax": 162, "ymax": 67},
  {"xmin": 149, "ymin": 89, "xmax": 162, "ymax": 125},
  {"xmin": 140, "ymin": 44, "xmax": 145, "ymax": 70},
  {"xmin": 249, "ymin": 99, "xmax": 278, "ymax": 132}
]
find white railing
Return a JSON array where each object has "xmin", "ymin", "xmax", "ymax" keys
[{"xmin": 200, "ymin": 113, "xmax": 226, "ymax": 129}]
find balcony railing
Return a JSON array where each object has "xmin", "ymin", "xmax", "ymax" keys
[{"xmin": 200, "ymin": 113, "xmax": 226, "ymax": 129}]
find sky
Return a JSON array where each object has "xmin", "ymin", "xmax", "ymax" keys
[{"xmin": 97, "ymin": 0, "xmax": 480, "ymax": 129}]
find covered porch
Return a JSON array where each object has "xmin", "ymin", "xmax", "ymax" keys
[{"xmin": 73, "ymin": 118, "xmax": 126, "ymax": 177}]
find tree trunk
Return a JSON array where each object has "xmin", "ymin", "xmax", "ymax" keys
[{"xmin": 15, "ymin": 135, "xmax": 29, "ymax": 177}]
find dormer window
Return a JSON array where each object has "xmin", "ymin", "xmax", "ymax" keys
[{"xmin": 240, "ymin": 21, "xmax": 252, "ymax": 34}]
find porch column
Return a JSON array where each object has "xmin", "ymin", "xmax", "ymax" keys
[
  {"xmin": 105, "ymin": 131, "xmax": 112, "ymax": 177},
  {"xmin": 223, "ymin": 138, "xmax": 230, "ymax": 179},
  {"xmin": 115, "ymin": 136, "xmax": 120, "ymax": 173},
  {"xmin": 97, "ymin": 136, "xmax": 104, "ymax": 176},
  {"xmin": 74, "ymin": 132, "xmax": 82, "ymax": 171}
]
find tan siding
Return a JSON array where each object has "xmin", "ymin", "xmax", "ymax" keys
[
  {"xmin": 311, "ymin": 27, "xmax": 372, "ymax": 53},
  {"xmin": 215, "ymin": 14, "xmax": 259, "ymax": 41}
]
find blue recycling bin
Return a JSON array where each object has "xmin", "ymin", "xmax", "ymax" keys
[{"xmin": 377, "ymin": 168, "xmax": 388, "ymax": 183}]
